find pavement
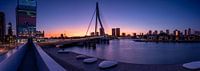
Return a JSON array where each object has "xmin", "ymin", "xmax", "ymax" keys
[{"xmin": 17, "ymin": 42, "xmax": 38, "ymax": 71}]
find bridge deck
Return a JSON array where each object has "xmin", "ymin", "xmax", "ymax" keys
[
  {"xmin": 17, "ymin": 42, "xmax": 38, "ymax": 71},
  {"xmin": 39, "ymin": 36, "xmax": 107, "ymax": 46}
]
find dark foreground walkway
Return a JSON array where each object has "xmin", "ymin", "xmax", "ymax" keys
[
  {"xmin": 0, "ymin": 39, "xmax": 66, "ymax": 71},
  {"xmin": 42, "ymin": 46, "xmax": 192, "ymax": 71},
  {"xmin": 17, "ymin": 42, "xmax": 38, "ymax": 71}
]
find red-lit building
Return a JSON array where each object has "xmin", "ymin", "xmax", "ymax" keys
[
  {"xmin": 16, "ymin": 0, "xmax": 37, "ymax": 38},
  {"xmin": 112, "ymin": 28, "xmax": 116, "ymax": 36},
  {"xmin": 116, "ymin": 28, "xmax": 120, "ymax": 37}
]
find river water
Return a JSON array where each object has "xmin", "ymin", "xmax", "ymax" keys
[{"xmin": 65, "ymin": 39, "xmax": 200, "ymax": 64}]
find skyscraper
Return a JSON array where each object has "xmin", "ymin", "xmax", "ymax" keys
[
  {"xmin": 99, "ymin": 28, "xmax": 104, "ymax": 36},
  {"xmin": 116, "ymin": 28, "xmax": 120, "ymax": 37},
  {"xmin": 187, "ymin": 28, "xmax": 192, "ymax": 40},
  {"xmin": 112, "ymin": 28, "xmax": 116, "ymax": 36},
  {"xmin": 0, "ymin": 12, "xmax": 5, "ymax": 42},
  {"xmin": 8, "ymin": 22, "xmax": 13, "ymax": 36},
  {"xmin": 184, "ymin": 29, "xmax": 188, "ymax": 36},
  {"xmin": 174, "ymin": 29, "xmax": 180, "ymax": 40},
  {"xmin": 166, "ymin": 29, "xmax": 169, "ymax": 35},
  {"xmin": 188, "ymin": 28, "xmax": 191, "ymax": 36},
  {"xmin": 160, "ymin": 30, "xmax": 164, "ymax": 34},
  {"xmin": 16, "ymin": 0, "xmax": 37, "ymax": 38},
  {"xmin": 148, "ymin": 30, "xmax": 152, "ymax": 35},
  {"xmin": 153, "ymin": 30, "xmax": 158, "ymax": 35}
]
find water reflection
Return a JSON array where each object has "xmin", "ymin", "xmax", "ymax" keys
[{"xmin": 65, "ymin": 39, "xmax": 200, "ymax": 64}]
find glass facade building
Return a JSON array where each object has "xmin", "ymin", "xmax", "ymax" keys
[{"xmin": 16, "ymin": 0, "xmax": 37, "ymax": 38}]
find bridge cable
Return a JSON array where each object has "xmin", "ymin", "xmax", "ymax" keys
[{"xmin": 85, "ymin": 10, "xmax": 96, "ymax": 36}]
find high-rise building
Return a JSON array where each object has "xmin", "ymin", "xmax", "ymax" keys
[
  {"xmin": 90, "ymin": 32, "xmax": 95, "ymax": 36},
  {"xmin": 35, "ymin": 31, "xmax": 44, "ymax": 38},
  {"xmin": 188, "ymin": 28, "xmax": 191, "ymax": 36},
  {"xmin": 112, "ymin": 28, "xmax": 116, "ymax": 36},
  {"xmin": 132, "ymin": 33, "xmax": 137, "ymax": 38},
  {"xmin": 184, "ymin": 29, "xmax": 188, "ymax": 36},
  {"xmin": 133, "ymin": 33, "xmax": 136, "ymax": 36},
  {"xmin": 0, "ymin": 12, "xmax": 5, "ymax": 42},
  {"xmin": 16, "ymin": 0, "xmax": 37, "ymax": 38},
  {"xmin": 173, "ymin": 29, "xmax": 177, "ymax": 36},
  {"xmin": 8, "ymin": 22, "xmax": 13, "ymax": 36},
  {"xmin": 160, "ymin": 30, "xmax": 164, "ymax": 34},
  {"xmin": 122, "ymin": 32, "xmax": 126, "ymax": 37},
  {"xmin": 148, "ymin": 30, "xmax": 152, "ymax": 35},
  {"xmin": 153, "ymin": 30, "xmax": 158, "ymax": 35},
  {"xmin": 174, "ymin": 29, "xmax": 180, "ymax": 40},
  {"xmin": 99, "ymin": 28, "xmax": 104, "ymax": 36},
  {"xmin": 116, "ymin": 28, "xmax": 120, "ymax": 37},
  {"xmin": 166, "ymin": 29, "xmax": 169, "ymax": 35}
]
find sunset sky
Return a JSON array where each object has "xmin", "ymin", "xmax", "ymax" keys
[{"xmin": 1, "ymin": 0, "xmax": 200, "ymax": 37}]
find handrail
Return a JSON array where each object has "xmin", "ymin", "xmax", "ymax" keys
[{"xmin": 34, "ymin": 43, "xmax": 66, "ymax": 71}]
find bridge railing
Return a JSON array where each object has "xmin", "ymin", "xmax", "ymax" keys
[
  {"xmin": 33, "ymin": 43, "xmax": 66, "ymax": 71},
  {"xmin": 0, "ymin": 43, "xmax": 27, "ymax": 71}
]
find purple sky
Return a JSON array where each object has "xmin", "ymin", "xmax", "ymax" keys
[{"xmin": 0, "ymin": 0, "xmax": 200, "ymax": 37}]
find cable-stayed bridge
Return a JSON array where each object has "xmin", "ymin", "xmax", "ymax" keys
[{"xmin": 0, "ymin": 2, "xmax": 110, "ymax": 71}]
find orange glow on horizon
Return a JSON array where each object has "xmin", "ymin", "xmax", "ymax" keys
[
  {"xmin": 43, "ymin": 21, "xmax": 148, "ymax": 38},
  {"xmin": 42, "ymin": 19, "xmax": 149, "ymax": 38},
  {"xmin": 44, "ymin": 27, "xmax": 147, "ymax": 38},
  {"xmin": 45, "ymin": 31, "xmax": 86, "ymax": 38}
]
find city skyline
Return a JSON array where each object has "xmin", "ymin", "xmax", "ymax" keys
[
  {"xmin": 1, "ymin": 0, "xmax": 200, "ymax": 70},
  {"xmin": 1, "ymin": 0, "xmax": 200, "ymax": 37}
]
